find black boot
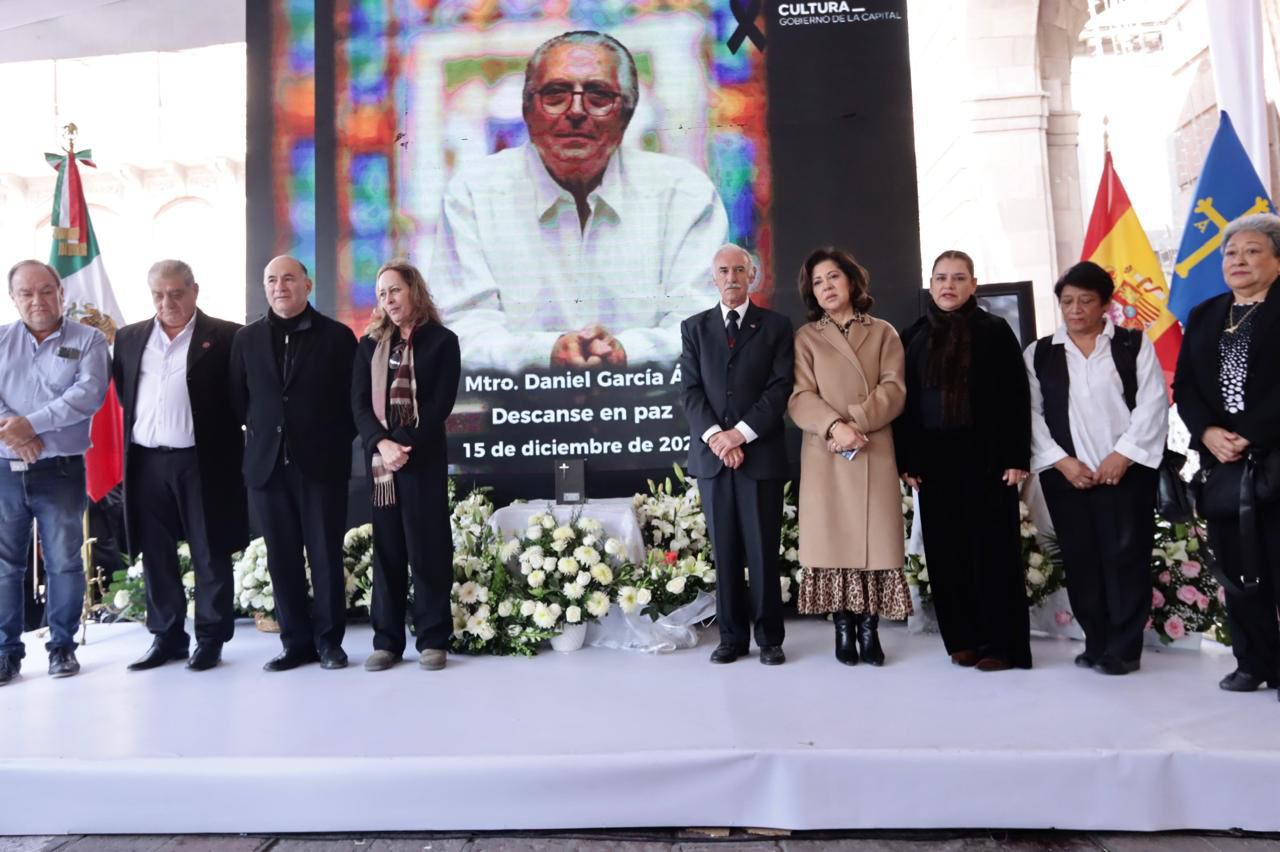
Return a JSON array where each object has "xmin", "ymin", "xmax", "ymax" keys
[
  {"xmin": 834, "ymin": 611, "xmax": 859, "ymax": 665},
  {"xmin": 857, "ymin": 614, "xmax": 885, "ymax": 666}
]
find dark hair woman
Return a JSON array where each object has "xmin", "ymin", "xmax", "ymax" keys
[
  {"xmin": 351, "ymin": 259, "xmax": 461, "ymax": 672},
  {"xmin": 1174, "ymin": 212, "xmax": 1280, "ymax": 696},
  {"xmin": 893, "ymin": 249, "xmax": 1033, "ymax": 671},
  {"xmin": 788, "ymin": 247, "xmax": 911, "ymax": 666}
]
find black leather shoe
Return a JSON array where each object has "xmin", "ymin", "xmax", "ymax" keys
[
  {"xmin": 1074, "ymin": 653, "xmax": 1097, "ymax": 669},
  {"xmin": 857, "ymin": 614, "xmax": 885, "ymax": 666},
  {"xmin": 833, "ymin": 611, "xmax": 858, "ymax": 665},
  {"xmin": 320, "ymin": 646, "xmax": 349, "ymax": 670},
  {"xmin": 186, "ymin": 642, "xmax": 223, "ymax": 671},
  {"xmin": 48, "ymin": 647, "xmax": 80, "ymax": 678},
  {"xmin": 710, "ymin": 644, "xmax": 747, "ymax": 664},
  {"xmin": 263, "ymin": 648, "xmax": 320, "ymax": 672},
  {"xmin": 1219, "ymin": 669, "xmax": 1274, "ymax": 692},
  {"xmin": 759, "ymin": 645, "xmax": 786, "ymax": 666},
  {"xmin": 0, "ymin": 654, "xmax": 20, "ymax": 686},
  {"xmin": 1093, "ymin": 655, "xmax": 1140, "ymax": 676},
  {"xmin": 128, "ymin": 639, "xmax": 189, "ymax": 671}
]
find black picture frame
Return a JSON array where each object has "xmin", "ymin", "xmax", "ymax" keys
[{"xmin": 916, "ymin": 281, "xmax": 1037, "ymax": 348}]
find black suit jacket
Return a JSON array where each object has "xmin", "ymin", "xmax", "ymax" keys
[
  {"xmin": 112, "ymin": 309, "xmax": 249, "ymax": 557},
  {"xmin": 229, "ymin": 306, "xmax": 358, "ymax": 488},
  {"xmin": 1174, "ymin": 282, "xmax": 1280, "ymax": 454},
  {"xmin": 351, "ymin": 322, "xmax": 461, "ymax": 478},
  {"xmin": 679, "ymin": 301, "xmax": 794, "ymax": 480}
]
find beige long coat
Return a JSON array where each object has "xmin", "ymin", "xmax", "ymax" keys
[{"xmin": 787, "ymin": 317, "xmax": 907, "ymax": 571}]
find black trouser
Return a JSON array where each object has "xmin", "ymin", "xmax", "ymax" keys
[
  {"xmin": 701, "ymin": 470, "xmax": 785, "ymax": 650},
  {"xmin": 918, "ymin": 429, "xmax": 1032, "ymax": 668},
  {"xmin": 132, "ymin": 446, "xmax": 233, "ymax": 647},
  {"xmin": 1207, "ymin": 500, "xmax": 1280, "ymax": 681},
  {"xmin": 370, "ymin": 466, "xmax": 453, "ymax": 653},
  {"xmin": 249, "ymin": 463, "xmax": 348, "ymax": 654},
  {"xmin": 1041, "ymin": 465, "xmax": 1157, "ymax": 664}
]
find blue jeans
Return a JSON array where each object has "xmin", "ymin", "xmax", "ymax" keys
[{"xmin": 0, "ymin": 456, "xmax": 87, "ymax": 657}]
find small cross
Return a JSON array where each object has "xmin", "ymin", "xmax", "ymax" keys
[{"xmin": 559, "ymin": 463, "xmax": 570, "ymax": 478}]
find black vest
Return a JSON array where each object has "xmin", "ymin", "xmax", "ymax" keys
[{"xmin": 1033, "ymin": 326, "xmax": 1141, "ymax": 457}]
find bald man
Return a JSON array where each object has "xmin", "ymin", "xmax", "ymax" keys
[{"xmin": 229, "ymin": 256, "xmax": 358, "ymax": 671}]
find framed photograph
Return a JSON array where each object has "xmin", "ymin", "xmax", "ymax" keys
[{"xmin": 917, "ymin": 281, "xmax": 1037, "ymax": 348}]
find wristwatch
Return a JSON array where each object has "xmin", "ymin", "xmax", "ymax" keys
[{"xmin": 825, "ymin": 420, "xmax": 843, "ymax": 440}]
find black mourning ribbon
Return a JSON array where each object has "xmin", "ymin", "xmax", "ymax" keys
[
  {"xmin": 726, "ymin": 309, "xmax": 740, "ymax": 348},
  {"xmin": 727, "ymin": 0, "xmax": 767, "ymax": 53}
]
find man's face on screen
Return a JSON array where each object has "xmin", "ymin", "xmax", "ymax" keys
[{"xmin": 526, "ymin": 43, "xmax": 625, "ymax": 189}]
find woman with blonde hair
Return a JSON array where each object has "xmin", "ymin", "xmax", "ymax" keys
[{"xmin": 351, "ymin": 259, "xmax": 460, "ymax": 671}]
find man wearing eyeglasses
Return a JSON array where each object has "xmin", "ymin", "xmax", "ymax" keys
[{"xmin": 430, "ymin": 30, "xmax": 729, "ymax": 372}]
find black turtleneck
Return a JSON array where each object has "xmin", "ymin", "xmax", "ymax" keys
[{"xmin": 267, "ymin": 305, "xmax": 312, "ymax": 379}]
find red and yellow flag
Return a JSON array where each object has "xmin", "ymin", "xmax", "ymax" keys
[{"xmin": 1081, "ymin": 151, "xmax": 1181, "ymax": 397}]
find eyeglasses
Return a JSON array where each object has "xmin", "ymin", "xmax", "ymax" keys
[
  {"xmin": 389, "ymin": 341, "xmax": 406, "ymax": 370},
  {"xmin": 535, "ymin": 84, "xmax": 622, "ymax": 117}
]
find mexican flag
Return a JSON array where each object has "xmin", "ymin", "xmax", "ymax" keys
[{"xmin": 46, "ymin": 146, "xmax": 125, "ymax": 502}]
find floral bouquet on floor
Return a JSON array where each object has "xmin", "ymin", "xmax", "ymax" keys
[
  {"xmin": 342, "ymin": 523, "xmax": 374, "ymax": 613},
  {"xmin": 633, "ymin": 463, "xmax": 709, "ymax": 558},
  {"xmin": 501, "ymin": 510, "xmax": 624, "ymax": 635},
  {"xmin": 1019, "ymin": 500, "xmax": 1065, "ymax": 608},
  {"xmin": 450, "ymin": 530, "xmax": 556, "ymax": 657},
  {"xmin": 778, "ymin": 481, "xmax": 802, "ymax": 604},
  {"xmin": 1149, "ymin": 516, "xmax": 1226, "ymax": 645},
  {"xmin": 617, "ymin": 548, "xmax": 716, "ymax": 620},
  {"xmin": 231, "ymin": 536, "xmax": 275, "ymax": 621},
  {"xmin": 900, "ymin": 485, "xmax": 931, "ymax": 604},
  {"xmin": 103, "ymin": 543, "xmax": 195, "ymax": 622}
]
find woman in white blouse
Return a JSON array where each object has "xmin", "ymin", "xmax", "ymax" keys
[{"xmin": 1025, "ymin": 260, "xmax": 1169, "ymax": 675}]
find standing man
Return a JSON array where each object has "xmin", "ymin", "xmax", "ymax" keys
[
  {"xmin": 0, "ymin": 260, "xmax": 109, "ymax": 685},
  {"xmin": 114, "ymin": 260, "xmax": 248, "ymax": 672},
  {"xmin": 679, "ymin": 245, "xmax": 794, "ymax": 665},
  {"xmin": 230, "ymin": 256, "xmax": 357, "ymax": 671}
]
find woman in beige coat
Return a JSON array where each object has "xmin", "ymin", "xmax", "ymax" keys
[{"xmin": 788, "ymin": 247, "xmax": 911, "ymax": 665}]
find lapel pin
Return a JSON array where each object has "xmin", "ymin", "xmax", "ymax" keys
[{"xmin": 201, "ymin": 341, "xmax": 211, "ymax": 349}]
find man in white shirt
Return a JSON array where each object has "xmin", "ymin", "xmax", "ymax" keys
[
  {"xmin": 430, "ymin": 30, "xmax": 729, "ymax": 373},
  {"xmin": 112, "ymin": 260, "xmax": 248, "ymax": 672},
  {"xmin": 1025, "ymin": 260, "xmax": 1169, "ymax": 676}
]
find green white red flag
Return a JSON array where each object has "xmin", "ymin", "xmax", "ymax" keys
[{"xmin": 45, "ymin": 146, "xmax": 125, "ymax": 502}]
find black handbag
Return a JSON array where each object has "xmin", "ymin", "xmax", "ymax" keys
[
  {"xmin": 1156, "ymin": 449, "xmax": 1194, "ymax": 523},
  {"xmin": 1192, "ymin": 448, "xmax": 1280, "ymax": 595}
]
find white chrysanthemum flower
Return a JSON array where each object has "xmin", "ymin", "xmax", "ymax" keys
[
  {"xmin": 527, "ymin": 570, "xmax": 546, "ymax": 588},
  {"xmin": 550, "ymin": 539, "xmax": 569, "ymax": 554},
  {"xmin": 566, "ymin": 605, "xmax": 583, "ymax": 624},
  {"xmin": 585, "ymin": 590, "xmax": 611, "ymax": 618},
  {"xmin": 500, "ymin": 539, "xmax": 522, "ymax": 561},
  {"xmin": 113, "ymin": 589, "xmax": 131, "ymax": 609},
  {"xmin": 563, "ymin": 582, "xmax": 585, "ymax": 600},
  {"xmin": 666, "ymin": 576, "xmax": 687, "ymax": 594},
  {"xmin": 558, "ymin": 556, "xmax": 580, "ymax": 576},
  {"xmin": 590, "ymin": 564, "xmax": 614, "ymax": 585},
  {"xmin": 497, "ymin": 600, "xmax": 514, "ymax": 618},
  {"xmin": 551, "ymin": 526, "xmax": 575, "ymax": 542},
  {"xmin": 525, "ymin": 526, "xmax": 543, "ymax": 541},
  {"xmin": 604, "ymin": 538, "xmax": 624, "ymax": 557},
  {"xmin": 573, "ymin": 546, "xmax": 600, "ymax": 566},
  {"xmin": 617, "ymin": 586, "xmax": 639, "ymax": 613},
  {"xmin": 457, "ymin": 581, "xmax": 481, "ymax": 604},
  {"xmin": 636, "ymin": 588, "xmax": 652, "ymax": 605},
  {"xmin": 521, "ymin": 545, "xmax": 544, "ymax": 563},
  {"xmin": 532, "ymin": 603, "xmax": 557, "ymax": 629}
]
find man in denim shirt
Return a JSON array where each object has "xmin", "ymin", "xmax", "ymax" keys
[{"xmin": 0, "ymin": 260, "xmax": 109, "ymax": 685}]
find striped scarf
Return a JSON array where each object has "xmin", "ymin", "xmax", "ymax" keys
[{"xmin": 370, "ymin": 328, "xmax": 419, "ymax": 507}]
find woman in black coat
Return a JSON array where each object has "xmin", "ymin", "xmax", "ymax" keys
[
  {"xmin": 894, "ymin": 249, "xmax": 1032, "ymax": 670},
  {"xmin": 351, "ymin": 259, "xmax": 461, "ymax": 672},
  {"xmin": 1174, "ymin": 213, "xmax": 1280, "ymax": 696}
]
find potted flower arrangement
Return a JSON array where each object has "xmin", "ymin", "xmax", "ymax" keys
[
  {"xmin": 104, "ymin": 543, "xmax": 194, "ymax": 622},
  {"xmin": 632, "ymin": 464, "xmax": 708, "ymax": 558},
  {"xmin": 1148, "ymin": 516, "xmax": 1226, "ymax": 647},
  {"xmin": 343, "ymin": 523, "xmax": 374, "ymax": 614},
  {"xmin": 231, "ymin": 537, "xmax": 277, "ymax": 630},
  {"xmin": 617, "ymin": 548, "xmax": 716, "ymax": 620},
  {"xmin": 449, "ymin": 530, "xmax": 556, "ymax": 657},
  {"xmin": 778, "ymin": 482, "xmax": 802, "ymax": 604}
]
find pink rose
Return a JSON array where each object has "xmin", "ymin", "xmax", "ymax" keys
[
  {"xmin": 1177, "ymin": 585, "xmax": 1199, "ymax": 605},
  {"xmin": 1152, "ymin": 589, "xmax": 1166, "ymax": 609},
  {"xmin": 1218, "ymin": 587, "xmax": 1227, "ymax": 605},
  {"xmin": 1196, "ymin": 594, "xmax": 1210, "ymax": 611},
  {"xmin": 1055, "ymin": 611, "xmax": 1073, "ymax": 626},
  {"xmin": 1182, "ymin": 561, "xmax": 1201, "ymax": 578},
  {"xmin": 1158, "ymin": 571, "xmax": 1171, "ymax": 585},
  {"xmin": 1164, "ymin": 616, "xmax": 1186, "ymax": 640}
]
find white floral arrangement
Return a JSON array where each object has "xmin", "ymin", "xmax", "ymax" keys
[
  {"xmin": 632, "ymin": 464, "xmax": 709, "ymax": 559},
  {"xmin": 500, "ymin": 510, "xmax": 624, "ymax": 633},
  {"xmin": 900, "ymin": 486, "xmax": 931, "ymax": 603},
  {"xmin": 617, "ymin": 548, "xmax": 716, "ymax": 620},
  {"xmin": 343, "ymin": 523, "xmax": 375, "ymax": 612},
  {"xmin": 450, "ymin": 532, "xmax": 555, "ymax": 657},
  {"xmin": 1149, "ymin": 517, "xmax": 1227, "ymax": 645},
  {"xmin": 231, "ymin": 537, "xmax": 275, "ymax": 617},
  {"xmin": 778, "ymin": 481, "xmax": 802, "ymax": 603},
  {"xmin": 104, "ymin": 543, "xmax": 195, "ymax": 621}
]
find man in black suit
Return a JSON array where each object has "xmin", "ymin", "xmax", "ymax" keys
[
  {"xmin": 113, "ymin": 260, "xmax": 248, "ymax": 672},
  {"xmin": 229, "ymin": 255, "xmax": 358, "ymax": 672},
  {"xmin": 680, "ymin": 244, "xmax": 795, "ymax": 665}
]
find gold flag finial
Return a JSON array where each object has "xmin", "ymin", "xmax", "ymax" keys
[{"xmin": 61, "ymin": 122, "xmax": 78, "ymax": 154}]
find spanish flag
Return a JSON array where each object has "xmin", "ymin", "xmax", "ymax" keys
[{"xmin": 1081, "ymin": 151, "xmax": 1181, "ymax": 397}]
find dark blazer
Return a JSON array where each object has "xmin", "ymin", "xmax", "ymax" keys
[
  {"xmin": 112, "ymin": 309, "xmax": 249, "ymax": 557},
  {"xmin": 351, "ymin": 322, "xmax": 461, "ymax": 476},
  {"xmin": 1174, "ymin": 281, "xmax": 1280, "ymax": 454},
  {"xmin": 229, "ymin": 306, "xmax": 358, "ymax": 488},
  {"xmin": 679, "ymin": 301, "xmax": 794, "ymax": 480},
  {"xmin": 895, "ymin": 306, "xmax": 1031, "ymax": 476}
]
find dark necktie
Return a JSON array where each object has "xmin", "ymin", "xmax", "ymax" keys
[{"xmin": 726, "ymin": 309, "xmax": 739, "ymax": 349}]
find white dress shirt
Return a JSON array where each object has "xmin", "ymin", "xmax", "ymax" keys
[
  {"xmin": 132, "ymin": 315, "xmax": 196, "ymax": 449},
  {"xmin": 1024, "ymin": 318, "xmax": 1168, "ymax": 473},
  {"xmin": 430, "ymin": 142, "xmax": 729, "ymax": 372},
  {"xmin": 700, "ymin": 301, "xmax": 759, "ymax": 447}
]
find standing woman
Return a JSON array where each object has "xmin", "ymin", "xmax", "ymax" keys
[
  {"xmin": 352, "ymin": 259, "xmax": 461, "ymax": 672},
  {"xmin": 1174, "ymin": 213, "xmax": 1280, "ymax": 695},
  {"xmin": 788, "ymin": 247, "xmax": 911, "ymax": 665},
  {"xmin": 1026, "ymin": 261, "xmax": 1168, "ymax": 675},
  {"xmin": 894, "ymin": 250, "xmax": 1033, "ymax": 671}
]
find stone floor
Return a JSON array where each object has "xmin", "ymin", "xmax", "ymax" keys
[{"xmin": 4, "ymin": 831, "xmax": 1280, "ymax": 852}]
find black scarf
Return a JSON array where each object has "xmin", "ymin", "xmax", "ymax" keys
[{"xmin": 924, "ymin": 296, "xmax": 978, "ymax": 427}]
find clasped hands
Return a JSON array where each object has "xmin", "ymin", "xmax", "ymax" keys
[
  {"xmin": 826, "ymin": 421, "xmax": 868, "ymax": 455},
  {"xmin": 377, "ymin": 438, "xmax": 412, "ymax": 472},
  {"xmin": 1202, "ymin": 426, "xmax": 1249, "ymax": 465},
  {"xmin": 709, "ymin": 428, "xmax": 746, "ymax": 470},
  {"xmin": 1054, "ymin": 452, "xmax": 1131, "ymax": 490},
  {"xmin": 0, "ymin": 417, "xmax": 42, "ymax": 464},
  {"xmin": 551, "ymin": 324, "xmax": 626, "ymax": 369},
  {"xmin": 902, "ymin": 467, "xmax": 1030, "ymax": 490}
]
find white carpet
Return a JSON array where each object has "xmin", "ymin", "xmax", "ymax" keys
[{"xmin": 0, "ymin": 618, "xmax": 1276, "ymax": 834}]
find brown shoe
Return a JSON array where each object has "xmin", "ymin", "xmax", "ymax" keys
[
  {"xmin": 950, "ymin": 649, "xmax": 981, "ymax": 667},
  {"xmin": 419, "ymin": 649, "xmax": 446, "ymax": 671},
  {"xmin": 975, "ymin": 657, "xmax": 1013, "ymax": 672}
]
